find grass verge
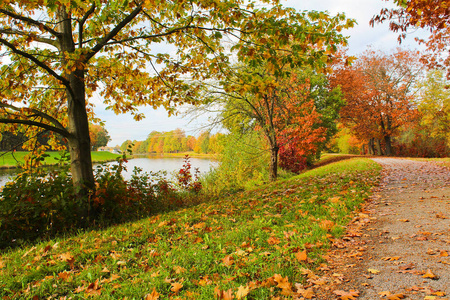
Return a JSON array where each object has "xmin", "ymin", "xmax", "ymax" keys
[
  {"xmin": 0, "ymin": 158, "xmax": 381, "ymax": 299},
  {"xmin": 0, "ymin": 151, "xmax": 121, "ymax": 168}
]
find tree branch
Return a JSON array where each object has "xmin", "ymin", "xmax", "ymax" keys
[
  {"xmin": 0, "ymin": 28, "xmax": 59, "ymax": 48},
  {"xmin": 0, "ymin": 102, "xmax": 67, "ymax": 133},
  {"xmin": 0, "ymin": 119, "xmax": 71, "ymax": 138},
  {"xmin": 78, "ymin": 3, "xmax": 96, "ymax": 48},
  {"xmin": 86, "ymin": 5, "xmax": 142, "ymax": 61},
  {"xmin": 0, "ymin": 37, "xmax": 70, "ymax": 87},
  {"xmin": 0, "ymin": 8, "xmax": 61, "ymax": 37}
]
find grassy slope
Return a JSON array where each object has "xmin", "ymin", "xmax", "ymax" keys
[
  {"xmin": 0, "ymin": 158, "xmax": 381, "ymax": 299},
  {"xmin": 0, "ymin": 151, "xmax": 121, "ymax": 168}
]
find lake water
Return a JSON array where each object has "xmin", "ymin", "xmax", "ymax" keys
[{"xmin": 0, "ymin": 156, "xmax": 217, "ymax": 187}]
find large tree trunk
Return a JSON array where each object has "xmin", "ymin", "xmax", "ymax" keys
[
  {"xmin": 375, "ymin": 138, "xmax": 384, "ymax": 156},
  {"xmin": 59, "ymin": 9, "xmax": 95, "ymax": 224},
  {"xmin": 269, "ymin": 145, "xmax": 279, "ymax": 182},
  {"xmin": 384, "ymin": 135, "xmax": 393, "ymax": 156},
  {"xmin": 368, "ymin": 138, "xmax": 375, "ymax": 155}
]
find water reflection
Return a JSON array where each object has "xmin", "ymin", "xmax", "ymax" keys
[{"xmin": 0, "ymin": 155, "xmax": 216, "ymax": 187}]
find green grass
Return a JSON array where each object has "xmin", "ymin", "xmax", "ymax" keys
[
  {"xmin": 0, "ymin": 158, "xmax": 381, "ymax": 299},
  {"xmin": 0, "ymin": 151, "xmax": 121, "ymax": 168}
]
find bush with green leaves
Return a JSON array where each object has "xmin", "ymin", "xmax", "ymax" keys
[{"xmin": 0, "ymin": 156, "xmax": 188, "ymax": 249}]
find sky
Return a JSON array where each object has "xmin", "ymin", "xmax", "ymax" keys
[{"xmin": 96, "ymin": 0, "xmax": 426, "ymax": 147}]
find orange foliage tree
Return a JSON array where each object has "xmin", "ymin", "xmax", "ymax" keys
[
  {"xmin": 330, "ymin": 48, "xmax": 421, "ymax": 155},
  {"xmin": 372, "ymin": 0, "xmax": 450, "ymax": 77}
]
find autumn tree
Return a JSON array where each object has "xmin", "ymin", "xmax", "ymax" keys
[
  {"xmin": 330, "ymin": 48, "xmax": 421, "ymax": 155},
  {"xmin": 417, "ymin": 69, "xmax": 450, "ymax": 145},
  {"xmin": 0, "ymin": 0, "xmax": 304, "ymax": 209},
  {"xmin": 89, "ymin": 124, "xmax": 110, "ymax": 151},
  {"xmin": 372, "ymin": 0, "xmax": 450, "ymax": 77},
  {"xmin": 197, "ymin": 9, "xmax": 354, "ymax": 180}
]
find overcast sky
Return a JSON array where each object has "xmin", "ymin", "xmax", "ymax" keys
[{"xmin": 97, "ymin": 0, "xmax": 426, "ymax": 147}]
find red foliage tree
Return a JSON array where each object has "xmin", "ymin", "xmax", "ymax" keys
[
  {"xmin": 274, "ymin": 76, "xmax": 326, "ymax": 173},
  {"xmin": 330, "ymin": 48, "xmax": 421, "ymax": 155}
]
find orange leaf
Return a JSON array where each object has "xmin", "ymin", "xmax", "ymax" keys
[
  {"xmin": 171, "ymin": 282, "xmax": 183, "ymax": 293},
  {"xmin": 422, "ymin": 269, "xmax": 439, "ymax": 279},
  {"xmin": 333, "ymin": 290, "xmax": 360, "ymax": 300},
  {"xmin": 222, "ymin": 255, "xmax": 234, "ymax": 267},
  {"xmin": 267, "ymin": 236, "xmax": 281, "ymax": 245},
  {"xmin": 273, "ymin": 274, "xmax": 292, "ymax": 292},
  {"xmin": 145, "ymin": 288, "xmax": 160, "ymax": 300},
  {"xmin": 298, "ymin": 287, "xmax": 315, "ymax": 299},
  {"xmin": 295, "ymin": 250, "xmax": 308, "ymax": 262}
]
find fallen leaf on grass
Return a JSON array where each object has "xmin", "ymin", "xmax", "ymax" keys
[
  {"xmin": 422, "ymin": 269, "xmax": 439, "ymax": 280},
  {"xmin": 222, "ymin": 255, "xmax": 234, "ymax": 267},
  {"xmin": 236, "ymin": 285, "xmax": 249, "ymax": 299},
  {"xmin": 333, "ymin": 289, "xmax": 360, "ymax": 300},
  {"xmin": 295, "ymin": 250, "xmax": 308, "ymax": 262},
  {"xmin": 170, "ymin": 282, "xmax": 183, "ymax": 293},
  {"xmin": 214, "ymin": 287, "xmax": 234, "ymax": 300},
  {"xmin": 85, "ymin": 279, "xmax": 101, "ymax": 296},
  {"xmin": 145, "ymin": 288, "xmax": 159, "ymax": 300},
  {"xmin": 267, "ymin": 236, "xmax": 281, "ymax": 245}
]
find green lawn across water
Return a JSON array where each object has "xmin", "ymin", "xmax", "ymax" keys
[
  {"xmin": 0, "ymin": 151, "xmax": 121, "ymax": 168},
  {"xmin": 0, "ymin": 158, "xmax": 382, "ymax": 299}
]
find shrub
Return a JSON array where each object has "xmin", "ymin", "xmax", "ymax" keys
[{"xmin": 0, "ymin": 155, "xmax": 194, "ymax": 249}]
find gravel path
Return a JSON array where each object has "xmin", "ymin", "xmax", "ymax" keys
[{"xmin": 317, "ymin": 158, "xmax": 450, "ymax": 299}]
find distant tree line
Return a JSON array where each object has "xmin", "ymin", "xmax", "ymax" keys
[{"xmin": 120, "ymin": 129, "xmax": 225, "ymax": 155}]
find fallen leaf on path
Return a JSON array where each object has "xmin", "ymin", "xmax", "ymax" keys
[
  {"xmin": 297, "ymin": 287, "xmax": 315, "ymax": 299},
  {"xmin": 440, "ymin": 250, "xmax": 448, "ymax": 257},
  {"xmin": 333, "ymin": 289, "xmax": 360, "ymax": 300},
  {"xmin": 397, "ymin": 219, "xmax": 409, "ymax": 222},
  {"xmin": 381, "ymin": 256, "xmax": 400, "ymax": 261},
  {"xmin": 422, "ymin": 269, "xmax": 439, "ymax": 280},
  {"xmin": 368, "ymin": 268, "xmax": 380, "ymax": 274}
]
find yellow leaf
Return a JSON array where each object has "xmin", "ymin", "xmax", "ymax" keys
[
  {"xmin": 236, "ymin": 285, "xmax": 249, "ymax": 299},
  {"xmin": 367, "ymin": 268, "xmax": 380, "ymax": 274}
]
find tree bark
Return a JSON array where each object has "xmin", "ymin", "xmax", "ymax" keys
[
  {"xmin": 384, "ymin": 135, "xmax": 393, "ymax": 156},
  {"xmin": 59, "ymin": 9, "xmax": 95, "ymax": 224},
  {"xmin": 368, "ymin": 138, "xmax": 375, "ymax": 155},
  {"xmin": 269, "ymin": 145, "xmax": 279, "ymax": 182},
  {"xmin": 375, "ymin": 138, "xmax": 384, "ymax": 156}
]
